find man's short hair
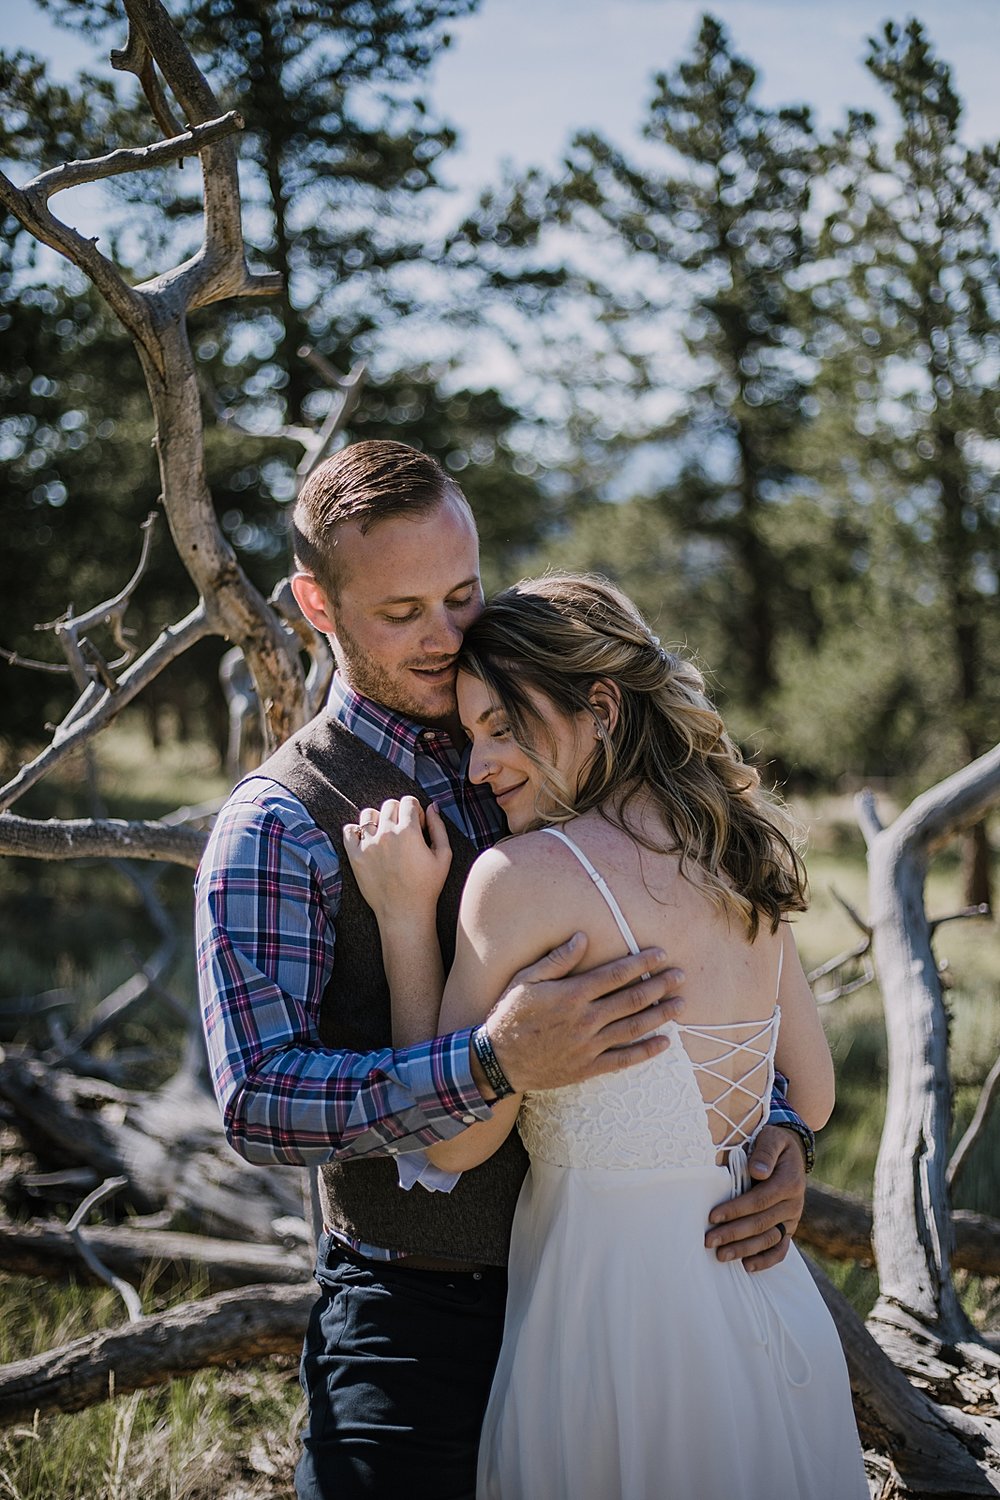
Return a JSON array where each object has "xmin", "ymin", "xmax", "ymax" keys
[{"xmin": 291, "ymin": 440, "xmax": 471, "ymax": 599}]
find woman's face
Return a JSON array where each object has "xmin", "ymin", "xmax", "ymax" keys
[{"xmin": 457, "ymin": 669, "xmax": 593, "ymax": 833}]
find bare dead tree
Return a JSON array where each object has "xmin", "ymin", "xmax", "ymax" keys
[
  {"xmin": 0, "ymin": 0, "xmax": 310, "ymax": 870},
  {"xmin": 856, "ymin": 744, "xmax": 1000, "ymax": 1488}
]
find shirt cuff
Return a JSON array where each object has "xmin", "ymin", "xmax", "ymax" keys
[
  {"xmin": 427, "ymin": 1026, "xmax": 495, "ymax": 1119},
  {"xmin": 340, "ymin": 1028, "xmax": 493, "ymax": 1148},
  {"xmin": 396, "ymin": 1151, "xmax": 462, "ymax": 1194}
]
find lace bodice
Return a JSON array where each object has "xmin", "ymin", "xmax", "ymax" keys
[{"xmin": 517, "ymin": 828, "xmax": 781, "ymax": 1172}]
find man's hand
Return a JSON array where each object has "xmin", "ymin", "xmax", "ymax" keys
[
  {"xmin": 483, "ymin": 932, "xmax": 684, "ymax": 1093},
  {"xmin": 704, "ymin": 1126, "xmax": 806, "ymax": 1272}
]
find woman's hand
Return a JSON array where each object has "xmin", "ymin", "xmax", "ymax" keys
[{"xmin": 344, "ymin": 796, "xmax": 452, "ymax": 921}]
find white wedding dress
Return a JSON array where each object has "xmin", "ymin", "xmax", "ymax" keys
[{"xmin": 477, "ymin": 828, "xmax": 869, "ymax": 1500}]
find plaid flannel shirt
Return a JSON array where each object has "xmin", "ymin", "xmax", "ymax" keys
[{"xmin": 197, "ymin": 675, "xmax": 813, "ymax": 1257}]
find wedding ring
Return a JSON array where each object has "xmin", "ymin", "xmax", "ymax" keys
[{"xmin": 775, "ymin": 1221, "xmax": 787, "ymax": 1241}]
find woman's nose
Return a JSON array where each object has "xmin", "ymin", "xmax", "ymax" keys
[{"xmin": 468, "ymin": 744, "xmax": 492, "ymax": 785}]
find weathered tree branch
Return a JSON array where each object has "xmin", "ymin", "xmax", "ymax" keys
[
  {"xmin": 120, "ymin": 0, "xmax": 259, "ymax": 309},
  {"xmin": 0, "ymin": 814, "xmax": 206, "ymax": 867},
  {"xmin": 796, "ymin": 1181, "xmax": 1000, "ymax": 1278},
  {"xmin": 859, "ymin": 742, "xmax": 1000, "ymax": 1345},
  {"xmin": 0, "ymin": 1055, "xmax": 306, "ymax": 1241},
  {"xmin": 0, "ymin": 167, "xmax": 156, "ymax": 359},
  {"xmin": 0, "ymin": 1282, "xmax": 315, "ymax": 1425},
  {"xmin": 27, "ymin": 114, "xmax": 245, "ymax": 203},
  {"xmin": 806, "ymin": 1257, "xmax": 1000, "ymax": 1496},
  {"xmin": 0, "ymin": 603, "xmax": 211, "ymax": 813},
  {"xmin": 66, "ymin": 1177, "xmax": 143, "ymax": 1323},
  {"xmin": 0, "ymin": 1219, "xmax": 310, "ymax": 1293},
  {"xmin": 295, "ymin": 358, "xmax": 367, "ymax": 478},
  {"xmin": 3, "ymin": 0, "xmax": 304, "ymax": 752},
  {"xmin": 948, "ymin": 1053, "xmax": 1000, "ymax": 1195},
  {"xmin": 36, "ymin": 511, "xmax": 158, "ymax": 674}
]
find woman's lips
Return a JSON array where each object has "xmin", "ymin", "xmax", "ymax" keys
[{"xmin": 494, "ymin": 781, "xmax": 528, "ymax": 807}]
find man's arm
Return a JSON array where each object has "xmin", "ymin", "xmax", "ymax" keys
[
  {"xmin": 196, "ymin": 784, "xmax": 494, "ymax": 1166},
  {"xmin": 197, "ymin": 784, "xmax": 685, "ymax": 1168}
]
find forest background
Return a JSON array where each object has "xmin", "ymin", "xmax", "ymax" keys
[
  {"xmin": 1, "ymin": 0, "xmax": 1000, "ymax": 1491},
  {"xmin": 3, "ymin": 0, "xmax": 998, "ymax": 807}
]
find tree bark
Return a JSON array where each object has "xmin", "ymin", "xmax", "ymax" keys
[
  {"xmin": 0, "ymin": 1220, "xmax": 310, "ymax": 1293},
  {"xmin": 796, "ymin": 1182, "xmax": 1000, "ymax": 1278},
  {"xmin": 0, "ymin": 1282, "xmax": 315, "ymax": 1425},
  {"xmin": 806, "ymin": 1257, "xmax": 1000, "ymax": 1497},
  {"xmin": 857, "ymin": 743, "xmax": 1000, "ymax": 1344}
]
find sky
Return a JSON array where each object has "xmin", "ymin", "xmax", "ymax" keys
[
  {"xmin": 429, "ymin": 0, "xmax": 1000, "ymax": 198},
  {"xmin": 5, "ymin": 0, "xmax": 999, "ymax": 217},
  {"xmin": 5, "ymin": 0, "xmax": 998, "ymax": 413}
]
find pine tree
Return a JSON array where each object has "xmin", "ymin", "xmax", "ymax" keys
[
  {"xmin": 559, "ymin": 15, "xmax": 821, "ymax": 707},
  {"xmin": 817, "ymin": 20, "xmax": 1000, "ymax": 901}
]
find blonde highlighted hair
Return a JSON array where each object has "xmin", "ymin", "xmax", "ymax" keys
[{"xmin": 459, "ymin": 572, "xmax": 807, "ymax": 939}]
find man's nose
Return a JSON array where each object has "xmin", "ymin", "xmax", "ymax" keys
[{"xmin": 421, "ymin": 608, "xmax": 464, "ymax": 655}]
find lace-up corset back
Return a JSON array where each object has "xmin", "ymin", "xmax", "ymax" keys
[{"xmin": 516, "ymin": 828, "xmax": 782, "ymax": 1172}]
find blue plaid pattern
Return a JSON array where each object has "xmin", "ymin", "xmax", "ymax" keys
[{"xmin": 197, "ymin": 674, "xmax": 813, "ymax": 1258}]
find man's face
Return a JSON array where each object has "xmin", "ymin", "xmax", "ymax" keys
[{"xmin": 293, "ymin": 494, "xmax": 483, "ymax": 728}]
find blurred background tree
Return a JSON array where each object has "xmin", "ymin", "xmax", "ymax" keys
[
  {"xmin": 1, "ymin": 0, "xmax": 557, "ymax": 751},
  {"xmin": 1, "ymin": 6, "xmax": 996, "ymax": 861}
]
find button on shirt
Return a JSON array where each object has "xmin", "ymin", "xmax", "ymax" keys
[{"xmin": 196, "ymin": 675, "xmax": 506, "ymax": 1258}]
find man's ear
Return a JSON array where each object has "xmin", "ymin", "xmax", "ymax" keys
[
  {"xmin": 291, "ymin": 572, "xmax": 337, "ymax": 635},
  {"xmin": 588, "ymin": 678, "xmax": 621, "ymax": 738}
]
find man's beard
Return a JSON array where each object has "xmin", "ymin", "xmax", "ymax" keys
[{"xmin": 334, "ymin": 616, "xmax": 458, "ymax": 727}]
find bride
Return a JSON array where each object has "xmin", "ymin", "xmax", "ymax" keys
[{"xmin": 345, "ymin": 572, "xmax": 868, "ymax": 1500}]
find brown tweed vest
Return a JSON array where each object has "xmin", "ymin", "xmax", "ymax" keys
[{"xmin": 259, "ymin": 711, "xmax": 528, "ymax": 1265}]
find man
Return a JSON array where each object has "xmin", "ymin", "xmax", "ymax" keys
[{"xmin": 197, "ymin": 440, "xmax": 813, "ymax": 1500}]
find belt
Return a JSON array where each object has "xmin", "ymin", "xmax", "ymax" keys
[
  {"xmin": 330, "ymin": 1241, "xmax": 501, "ymax": 1276},
  {"xmin": 395, "ymin": 1253, "xmax": 496, "ymax": 1274}
]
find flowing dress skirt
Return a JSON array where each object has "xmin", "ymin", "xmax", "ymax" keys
[{"xmin": 477, "ymin": 1158, "xmax": 869, "ymax": 1500}]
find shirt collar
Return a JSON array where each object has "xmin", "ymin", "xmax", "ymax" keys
[{"xmin": 327, "ymin": 672, "xmax": 456, "ymax": 778}]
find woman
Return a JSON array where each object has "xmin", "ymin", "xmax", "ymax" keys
[{"xmin": 345, "ymin": 573, "xmax": 868, "ymax": 1500}]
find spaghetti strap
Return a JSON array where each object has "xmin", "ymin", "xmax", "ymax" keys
[
  {"xmin": 775, "ymin": 931, "xmax": 785, "ymax": 1001},
  {"xmin": 540, "ymin": 827, "xmax": 642, "ymax": 958}
]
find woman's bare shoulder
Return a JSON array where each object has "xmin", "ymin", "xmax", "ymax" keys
[
  {"xmin": 466, "ymin": 830, "xmax": 573, "ymax": 894},
  {"xmin": 460, "ymin": 831, "xmax": 583, "ymax": 937}
]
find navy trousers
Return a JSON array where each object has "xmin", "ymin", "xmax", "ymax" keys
[{"xmin": 295, "ymin": 1235, "xmax": 508, "ymax": 1500}]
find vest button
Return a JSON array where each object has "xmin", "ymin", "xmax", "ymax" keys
[{"xmin": 461, "ymin": 1113, "xmax": 476, "ymax": 1124}]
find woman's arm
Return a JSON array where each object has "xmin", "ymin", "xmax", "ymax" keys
[
  {"xmin": 343, "ymin": 796, "xmax": 450, "ymax": 1048},
  {"xmin": 423, "ymin": 843, "xmax": 560, "ymax": 1173},
  {"xmin": 773, "ymin": 923, "xmax": 835, "ymax": 1131}
]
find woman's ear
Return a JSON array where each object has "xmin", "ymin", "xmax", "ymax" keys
[
  {"xmin": 588, "ymin": 678, "xmax": 621, "ymax": 738},
  {"xmin": 291, "ymin": 572, "xmax": 338, "ymax": 635}
]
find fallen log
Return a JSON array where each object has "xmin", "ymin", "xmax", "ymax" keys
[
  {"xmin": 798, "ymin": 1182, "xmax": 1000, "ymax": 1278},
  {"xmin": 806, "ymin": 1256, "xmax": 1000, "ymax": 1497},
  {"xmin": 1, "ymin": 1246, "xmax": 995, "ymax": 1499},
  {"xmin": 0, "ymin": 1282, "xmax": 316, "ymax": 1425},
  {"xmin": 0, "ymin": 1219, "xmax": 311, "ymax": 1293},
  {"xmin": 0, "ymin": 1053, "xmax": 306, "ymax": 1242}
]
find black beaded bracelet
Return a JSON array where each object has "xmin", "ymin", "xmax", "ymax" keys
[
  {"xmin": 471, "ymin": 1024, "xmax": 515, "ymax": 1101},
  {"xmin": 777, "ymin": 1119, "xmax": 815, "ymax": 1175}
]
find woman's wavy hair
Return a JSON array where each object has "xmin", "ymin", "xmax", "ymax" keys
[{"xmin": 459, "ymin": 572, "xmax": 807, "ymax": 939}]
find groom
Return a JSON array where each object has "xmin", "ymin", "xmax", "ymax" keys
[{"xmin": 196, "ymin": 440, "xmax": 812, "ymax": 1500}]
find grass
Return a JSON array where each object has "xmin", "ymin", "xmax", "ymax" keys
[
  {"xmin": 0, "ymin": 1265, "xmax": 303, "ymax": 1500},
  {"xmin": 0, "ymin": 726, "xmax": 997, "ymax": 1493}
]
